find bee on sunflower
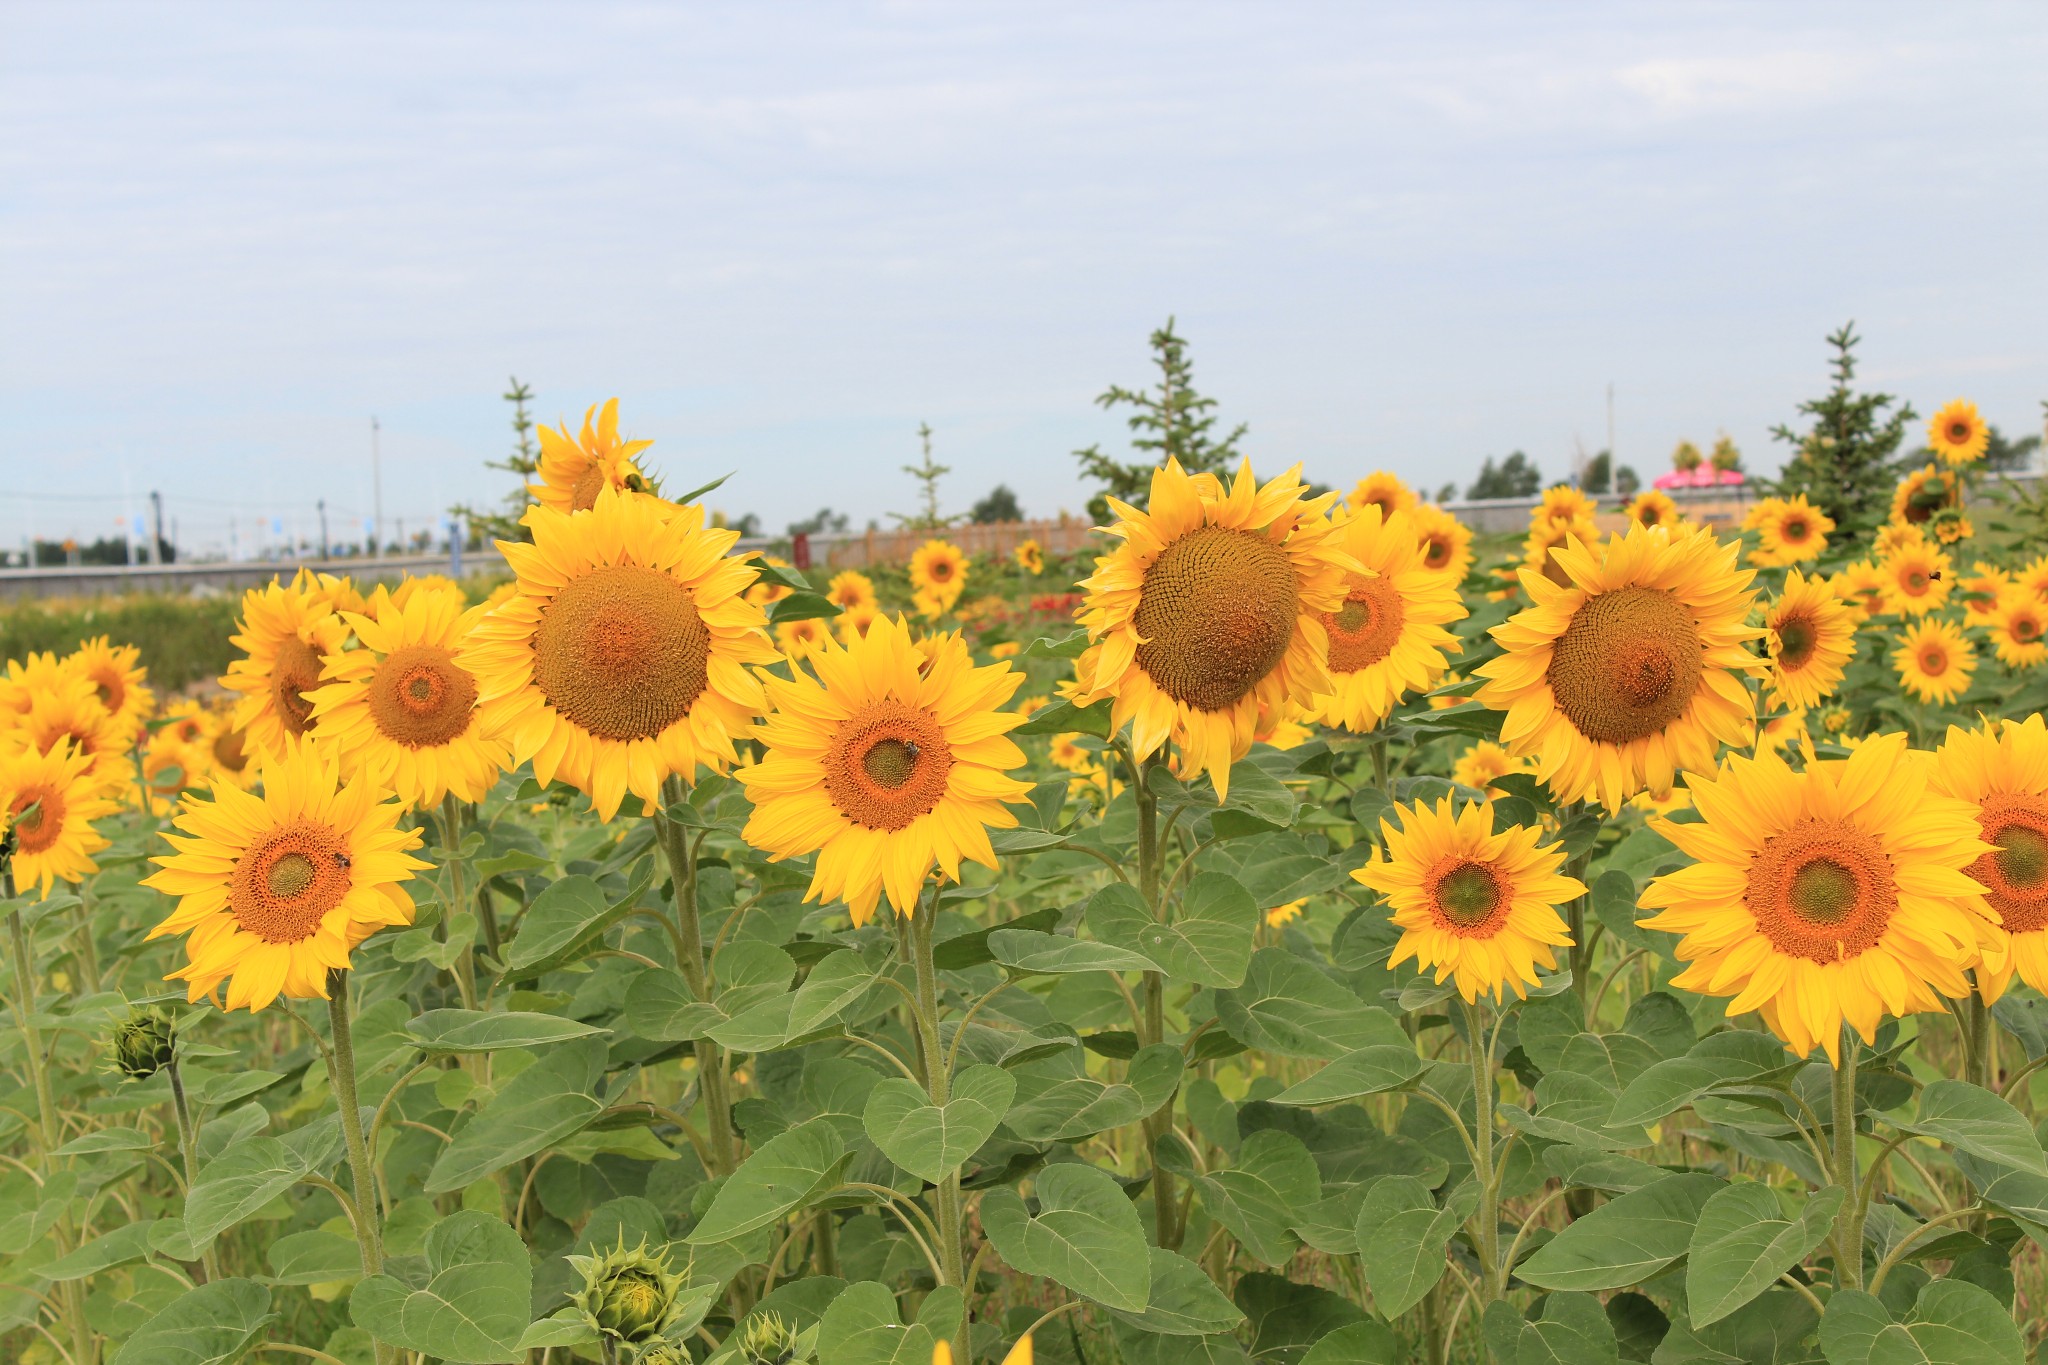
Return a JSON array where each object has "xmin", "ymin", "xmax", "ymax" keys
[
  {"xmin": 1066, "ymin": 459, "xmax": 1351, "ymax": 797},
  {"xmin": 1302, "ymin": 505, "xmax": 1466, "ymax": 732},
  {"xmin": 1926, "ymin": 398, "xmax": 1989, "ymax": 466},
  {"xmin": 1744, "ymin": 494, "xmax": 1833, "ymax": 567},
  {"xmin": 1893, "ymin": 619, "xmax": 1974, "ymax": 704},
  {"xmin": 1931, "ymin": 715, "xmax": 2048, "ymax": 998},
  {"xmin": 1, "ymin": 741, "xmax": 120, "ymax": 894},
  {"xmin": 529, "ymin": 397, "xmax": 656, "ymax": 514},
  {"xmin": 1409, "ymin": 503, "xmax": 1474, "ymax": 583},
  {"xmin": 1762, "ymin": 570, "xmax": 1856, "ymax": 711},
  {"xmin": 1350, "ymin": 470, "xmax": 1419, "ymax": 521},
  {"xmin": 1877, "ymin": 539, "xmax": 1952, "ymax": 617}
]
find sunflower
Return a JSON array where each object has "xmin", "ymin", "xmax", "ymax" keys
[
  {"xmin": 1, "ymin": 741, "xmax": 120, "ymax": 894},
  {"xmin": 1476, "ymin": 522, "xmax": 1763, "ymax": 812},
  {"xmin": 0, "ymin": 650, "xmax": 71, "ymax": 721},
  {"xmin": 1535, "ymin": 485, "xmax": 1600, "ymax": 527},
  {"xmin": 736, "ymin": 614, "xmax": 1032, "ymax": 923},
  {"xmin": 1988, "ymin": 590, "xmax": 2048, "ymax": 669},
  {"xmin": 826, "ymin": 570, "xmax": 877, "ymax": 614},
  {"xmin": 221, "ymin": 575, "xmax": 351, "ymax": 758},
  {"xmin": 2018, "ymin": 554, "xmax": 2048, "ymax": 605},
  {"xmin": 1350, "ymin": 471, "xmax": 1419, "ymax": 521},
  {"xmin": 204, "ymin": 710, "xmax": 259, "ymax": 791},
  {"xmin": 1819, "ymin": 704, "xmax": 1851, "ymax": 736},
  {"xmin": 305, "ymin": 585, "xmax": 510, "ymax": 809},
  {"xmin": 1067, "ymin": 459, "xmax": 1351, "ymax": 797},
  {"xmin": 1893, "ymin": 619, "xmax": 1974, "ymax": 704},
  {"xmin": 746, "ymin": 555, "xmax": 795, "ymax": 610},
  {"xmin": 1521, "ymin": 514, "xmax": 1594, "ymax": 590},
  {"xmin": 68, "ymin": 637, "xmax": 154, "ymax": 735},
  {"xmin": 1630, "ymin": 784, "xmax": 1693, "ymax": 816},
  {"xmin": 909, "ymin": 540, "xmax": 968, "ymax": 607},
  {"xmin": 1927, "ymin": 398, "xmax": 1989, "ymax": 466},
  {"xmin": 1756, "ymin": 709, "xmax": 1810, "ymax": 759},
  {"xmin": 530, "ymin": 398, "xmax": 656, "ymax": 514},
  {"xmin": 1932, "ymin": 716, "xmax": 2048, "ymax": 998},
  {"xmin": 467, "ymin": 487, "xmax": 778, "ymax": 821},
  {"xmin": 1930, "ymin": 508, "xmax": 1973, "ymax": 545},
  {"xmin": 1354, "ymin": 796, "xmax": 1583, "ymax": 1003},
  {"xmin": 1960, "ymin": 562, "xmax": 2015, "ymax": 625},
  {"xmin": 1890, "ymin": 464, "xmax": 1956, "ymax": 528},
  {"xmin": 16, "ymin": 674, "xmax": 136, "ymax": 795},
  {"xmin": 836, "ymin": 601, "xmax": 880, "ymax": 645},
  {"xmin": 1301, "ymin": 506, "xmax": 1465, "ymax": 732},
  {"xmin": 1253, "ymin": 700, "xmax": 1315, "ymax": 751},
  {"xmin": 1265, "ymin": 898, "xmax": 1307, "ymax": 927},
  {"xmin": 390, "ymin": 573, "xmax": 462, "ymax": 609},
  {"xmin": 1014, "ymin": 539, "xmax": 1045, "ymax": 575},
  {"xmin": 140, "ymin": 731, "xmax": 208, "ymax": 816},
  {"xmin": 142, "ymin": 742, "xmax": 429, "ymax": 1011},
  {"xmin": 1878, "ymin": 541, "xmax": 1952, "ymax": 617},
  {"xmin": 1405, "ymin": 504, "xmax": 1471, "ymax": 584},
  {"xmin": 1452, "ymin": 740, "xmax": 1526, "ymax": 796},
  {"xmin": 1745, "ymin": 495, "xmax": 1833, "ymax": 567},
  {"xmin": 1874, "ymin": 521, "xmax": 1926, "ymax": 559},
  {"xmin": 1626, "ymin": 489, "xmax": 1681, "ymax": 531},
  {"xmin": 157, "ymin": 700, "xmax": 210, "ymax": 748},
  {"xmin": 1763, "ymin": 570, "xmax": 1856, "ymax": 711},
  {"xmin": 1639, "ymin": 736, "xmax": 1993, "ymax": 1061},
  {"xmin": 1047, "ymin": 732, "xmax": 1116, "ymax": 799},
  {"xmin": 776, "ymin": 616, "xmax": 831, "ymax": 662},
  {"xmin": 1831, "ymin": 560, "xmax": 1889, "ymax": 624}
]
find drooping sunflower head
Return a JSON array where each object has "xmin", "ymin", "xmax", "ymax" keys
[
  {"xmin": 1068, "ymin": 459, "xmax": 1353, "ymax": 796},
  {"xmin": 1989, "ymin": 590, "xmax": 2048, "ymax": 669},
  {"xmin": 1878, "ymin": 541, "xmax": 1952, "ymax": 617},
  {"xmin": 1927, "ymin": 398, "xmax": 1989, "ymax": 466},
  {"xmin": 1746, "ymin": 495, "xmax": 1833, "ymax": 567},
  {"xmin": 1641, "ymin": 736, "xmax": 1994, "ymax": 1061},
  {"xmin": 1410, "ymin": 503, "xmax": 1474, "ymax": 583},
  {"xmin": 1451, "ymin": 740, "xmax": 1526, "ymax": 797},
  {"xmin": 1932, "ymin": 715, "xmax": 2048, "ymax": 998},
  {"xmin": 909, "ymin": 540, "xmax": 968, "ymax": 604},
  {"xmin": 530, "ymin": 398, "xmax": 657, "ymax": 515},
  {"xmin": 1627, "ymin": 489, "xmax": 1681, "ymax": 531},
  {"xmin": 775, "ymin": 616, "xmax": 831, "ymax": 662},
  {"xmin": 1763, "ymin": 570, "xmax": 1857, "ymax": 711},
  {"xmin": 221, "ymin": 574, "xmax": 352, "ymax": 759},
  {"xmin": 1350, "ymin": 471, "xmax": 1419, "ymax": 521},
  {"xmin": 1014, "ymin": 539, "xmax": 1045, "ymax": 575},
  {"xmin": 305, "ymin": 584, "xmax": 510, "ymax": 809},
  {"xmin": 1830, "ymin": 560, "xmax": 1889, "ymax": 624},
  {"xmin": 467, "ymin": 487, "xmax": 778, "ymax": 821},
  {"xmin": 737, "ymin": 614, "xmax": 1033, "ymax": 923},
  {"xmin": 1477, "ymin": 521, "xmax": 1764, "ymax": 812},
  {"xmin": 1, "ymin": 741, "xmax": 120, "ymax": 895},
  {"xmin": 1891, "ymin": 464, "xmax": 1956, "ymax": 527},
  {"xmin": 1353, "ymin": 796, "xmax": 1583, "ymax": 1003},
  {"xmin": 67, "ymin": 636, "xmax": 154, "ymax": 734},
  {"xmin": 827, "ymin": 570, "xmax": 876, "ymax": 613},
  {"xmin": 1302, "ymin": 506, "xmax": 1466, "ymax": 733},
  {"xmin": 1893, "ymin": 618, "xmax": 1974, "ymax": 705}
]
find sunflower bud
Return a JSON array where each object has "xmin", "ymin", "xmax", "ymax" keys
[
  {"xmin": 111, "ymin": 1006, "xmax": 176, "ymax": 1080},
  {"xmin": 735, "ymin": 1311, "xmax": 798, "ymax": 1365},
  {"xmin": 568, "ymin": 1238, "xmax": 687, "ymax": 1345},
  {"xmin": 633, "ymin": 1341, "xmax": 691, "ymax": 1365}
]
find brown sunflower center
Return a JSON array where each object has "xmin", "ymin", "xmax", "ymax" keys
[
  {"xmin": 1973, "ymin": 796, "xmax": 2048, "ymax": 932},
  {"xmin": 1746, "ymin": 817, "xmax": 1896, "ymax": 963},
  {"xmin": 93, "ymin": 670, "xmax": 123, "ymax": 711},
  {"xmin": 1427, "ymin": 858, "xmax": 1509, "ymax": 936},
  {"xmin": 1901, "ymin": 568, "xmax": 1930, "ymax": 595},
  {"xmin": 570, "ymin": 463, "xmax": 608, "ymax": 513},
  {"xmin": 9, "ymin": 786, "xmax": 62, "ymax": 856},
  {"xmin": 823, "ymin": 700, "xmax": 952, "ymax": 832},
  {"xmin": 213, "ymin": 726, "xmax": 250, "ymax": 773},
  {"xmin": 272, "ymin": 635, "xmax": 324, "ymax": 736},
  {"xmin": 229, "ymin": 823, "xmax": 352, "ymax": 944},
  {"xmin": 367, "ymin": 643, "xmax": 478, "ymax": 747},
  {"xmin": 1949, "ymin": 421, "xmax": 1973, "ymax": 444},
  {"xmin": 1423, "ymin": 535, "xmax": 1453, "ymax": 570},
  {"xmin": 1134, "ymin": 526, "xmax": 1300, "ymax": 712},
  {"xmin": 1547, "ymin": 585, "xmax": 1704, "ymax": 745},
  {"xmin": 533, "ymin": 563, "xmax": 710, "ymax": 743},
  {"xmin": 1782, "ymin": 516, "xmax": 1811, "ymax": 544},
  {"xmin": 1324, "ymin": 576, "xmax": 1405, "ymax": 674},
  {"xmin": 1774, "ymin": 613, "xmax": 1816, "ymax": 670},
  {"xmin": 1919, "ymin": 647, "xmax": 1948, "ymax": 676},
  {"xmin": 2014, "ymin": 614, "xmax": 2042, "ymax": 643}
]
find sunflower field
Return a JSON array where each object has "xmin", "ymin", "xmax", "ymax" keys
[{"xmin": 5, "ymin": 398, "xmax": 2048, "ymax": 1365}]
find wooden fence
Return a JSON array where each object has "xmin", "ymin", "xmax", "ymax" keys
[{"xmin": 753, "ymin": 518, "xmax": 1100, "ymax": 572}]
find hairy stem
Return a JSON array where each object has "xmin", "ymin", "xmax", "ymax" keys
[
  {"xmin": 654, "ymin": 775, "xmax": 735, "ymax": 1175},
  {"xmin": 166, "ymin": 1056, "xmax": 221, "ymax": 1283},
  {"xmin": 1461, "ymin": 998, "xmax": 1500, "ymax": 1302},
  {"xmin": 1832, "ymin": 1031, "xmax": 1863, "ymax": 1290}
]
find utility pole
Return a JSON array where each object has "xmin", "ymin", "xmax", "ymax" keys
[
  {"xmin": 1606, "ymin": 383, "xmax": 1616, "ymax": 466},
  {"xmin": 371, "ymin": 416, "xmax": 384, "ymax": 558},
  {"xmin": 317, "ymin": 499, "xmax": 330, "ymax": 562},
  {"xmin": 150, "ymin": 490, "xmax": 166, "ymax": 565}
]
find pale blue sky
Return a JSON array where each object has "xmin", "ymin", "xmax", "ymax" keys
[{"xmin": 3, "ymin": 1, "xmax": 2044, "ymax": 557}]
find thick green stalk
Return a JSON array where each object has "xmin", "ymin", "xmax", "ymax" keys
[
  {"xmin": 1832, "ymin": 1032, "xmax": 1863, "ymax": 1289},
  {"xmin": 1461, "ymin": 999, "xmax": 1501, "ymax": 1302},
  {"xmin": 72, "ymin": 886, "xmax": 101, "ymax": 996},
  {"xmin": 326, "ymin": 972, "xmax": 385, "ymax": 1277},
  {"xmin": 653, "ymin": 776, "xmax": 735, "ymax": 1175},
  {"xmin": 1132, "ymin": 754, "xmax": 1180, "ymax": 1249},
  {"xmin": 165, "ymin": 1055, "xmax": 223, "ymax": 1283},
  {"xmin": 1961, "ymin": 986, "xmax": 1995, "ymax": 1091},
  {"xmin": 907, "ymin": 902, "xmax": 967, "ymax": 1359},
  {"xmin": 437, "ymin": 796, "xmax": 477, "ymax": 1011}
]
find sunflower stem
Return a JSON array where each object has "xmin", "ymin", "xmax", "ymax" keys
[
  {"xmin": 71, "ymin": 884, "xmax": 100, "ymax": 998},
  {"xmin": 1831, "ymin": 1030, "xmax": 1863, "ymax": 1290},
  {"xmin": 906, "ymin": 893, "xmax": 967, "ymax": 1356},
  {"xmin": 1131, "ymin": 754, "xmax": 1182, "ymax": 1250},
  {"xmin": 1459, "ymin": 998, "xmax": 1501, "ymax": 1303},
  {"xmin": 654, "ymin": 776, "xmax": 736, "ymax": 1176},
  {"xmin": 436, "ymin": 797, "xmax": 478, "ymax": 1011},
  {"xmin": 325, "ymin": 971, "xmax": 386, "ymax": 1281},
  {"xmin": 166, "ymin": 1054, "xmax": 223, "ymax": 1284}
]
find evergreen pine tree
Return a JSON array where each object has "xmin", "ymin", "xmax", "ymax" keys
[
  {"xmin": 1767, "ymin": 324, "xmax": 1915, "ymax": 538},
  {"xmin": 452, "ymin": 377, "xmax": 541, "ymax": 546},
  {"xmin": 1073, "ymin": 317, "xmax": 1246, "ymax": 522},
  {"xmin": 892, "ymin": 422, "xmax": 958, "ymax": 531}
]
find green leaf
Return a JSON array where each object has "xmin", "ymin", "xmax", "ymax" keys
[
  {"xmin": 1273, "ymin": 1045, "xmax": 1422, "ymax": 1106},
  {"xmin": 108, "ymin": 1279, "xmax": 273, "ymax": 1365},
  {"xmin": 1112, "ymin": 1249, "xmax": 1247, "ymax": 1336},
  {"xmin": 813, "ymin": 1281, "xmax": 936, "ymax": 1365},
  {"xmin": 348, "ymin": 1211, "xmax": 531, "ymax": 1363},
  {"xmin": 933, "ymin": 908, "xmax": 1061, "ymax": 969},
  {"xmin": 1818, "ymin": 1281, "xmax": 2026, "ymax": 1365},
  {"xmin": 51, "ymin": 1126, "xmax": 155, "ymax": 1157},
  {"xmin": 1298, "ymin": 1321, "xmax": 1405, "ymax": 1364},
  {"xmin": 1113, "ymin": 1323, "xmax": 1253, "ymax": 1365},
  {"xmin": 1233, "ymin": 1271, "xmax": 1368, "ymax": 1362},
  {"xmin": 265, "ymin": 1228, "xmax": 365, "ymax": 1285},
  {"xmin": 1004, "ymin": 1044, "xmax": 1184, "ymax": 1142},
  {"xmin": 1606, "ymin": 1031, "xmax": 1787, "ymax": 1127},
  {"xmin": 40, "ymin": 1221, "xmax": 158, "ymax": 1281},
  {"xmin": 1516, "ymin": 1291, "xmax": 1620, "ymax": 1365},
  {"xmin": 404, "ymin": 1009, "xmax": 611, "ymax": 1054},
  {"xmin": 989, "ymin": 929, "xmax": 1157, "ymax": 974},
  {"xmin": 688, "ymin": 1117, "xmax": 850, "ymax": 1245},
  {"xmin": 1020, "ymin": 629, "xmax": 1089, "ymax": 661},
  {"xmin": 425, "ymin": 1038, "xmax": 608, "ymax": 1194},
  {"xmin": 185, "ymin": 1122, "xmax": 345, "ymax": 1248},
  {"xmin": 1900, "ymin": 1080, "xmax": 2048, "ymax": 1175},
  {"xmin": 1540, "ymin": 1145, "xmax": 1671, "ymax": 1194},
  {"xmin": 863, "ymin": 1065, "xmax": 1017, "ymax": 1184},
  {"xmin": 1354, "ymin": 1175, "xmax": 1475, "ymax": 1317},
  {"xmin": 501, "ymin": 864, "xmax": 652, "ymax": 976},
  {"xmin": 988, "ymin": 828, "xmax": 1072, "ymax": 854},
  {"xmin": 622, "ymin": 969, "xmax": 727, "ymax": 1042},
  {"xmin": 1685, "ymin": 1182, "xmax": 1843, "ymax": 1327},
  {"xmin": 1215, "ymin": 948, "xmax": 1408, "ymax": 1060},
  {"xmin": 770, "ymin": 591, "xmax": 843, "ymax": 624},
  {"xmin": 981, "ymin": 1163, "xmax": 1151, "ymax": 1311},
  {"xmin": 1014, "ymin": 697, "xmax": 1112, "ymax": 738},
  {"xmin": 1516, "ymin": 1172, "xmax": 1725, "ymax": 1292},
  {"xmin": 1087, "ymin": 876, "xmax": 1259, "ymax": 989},
  {"xmin": 1166, "ymin": 1130, "xmax": 1321, "ymax": 1269}
]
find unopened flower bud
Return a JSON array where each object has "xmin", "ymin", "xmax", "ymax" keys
[{"xmin": 111, "ymin": 1007, "xmax": 176, "ymax": 1080}]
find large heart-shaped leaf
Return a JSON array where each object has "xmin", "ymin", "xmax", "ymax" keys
[
  {"xmin": 864, "ymin": 1064, "xmax": 1016, "ymax": 1184},
  {"xmin": 1516, "ymin": 1172, "xmax": 1725, "ymax": 1292},
  {"xmin": 981, "ymin": 1163, "xmax": 1150, "ymax": 1311},
  {"xmin": 426, "ymin": 1037, "xmax": 608, "ymax": 1193},
  {"xmin": 1004, "ymin": 1044, "xmax": 1184, "ymax": 1142},
  {"xmin": 1686, "ymin": 1182, "xmax": 1842, "ymax": 1327},
  {"xmin": 1214, "ymin": 949, "xmax": 1408, "ymax": 1060},
  {"xmin": 108, "ymin": 1279, "xmax": 273, "ymax": 1365},
  {"xmin": 1274, "ymin": 1045, "xmax": 1422, "ymax": 1106},
  {"xmin": 1818, "ymin": 1281, "xmax": 2025, "ymax": 1365},
  {"xmin": 405, "ymin": 1008, "xmax": 610, "ymax": 1054},
  {"xmin": 185, "ymin": 1120, "xmax": 346, "ymax": 1248},
  {"xmin": 1087, "ymin": 876, "xmax": 1259, "ymax": 989},
  {"xmin": 814, "ymin": 1281, "xmax": 937, "ymax": 1364},
  {"xmin": 688, "ymin": 1117, "xmax": 850, "ymax": 1245},
  {"xmin": 501, "ymin": 864, "xmax": 652, "ymax": 976},
  {"xmin": 1354, "ymin": 1175, "xmax": 1477, "ymax": 1318},
  {"xmin": 990, "ymin": 929, "xmax": 1158, "ymax": 974},
  {"xmin": 1899, "ymin": 1080, "xmax": 2048, "ymax": 1174},
  {"xmin": 1515, "ymin": 1291, "xmax": 1620, "ymax": 1365},
  {"xmin": 349, "ymin": 1211, "xmax": 531, "ymax": 1363},
  {"xmin": 1111, "ymin": 1249, "xmax": 1247, "ymax": 1337}
]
